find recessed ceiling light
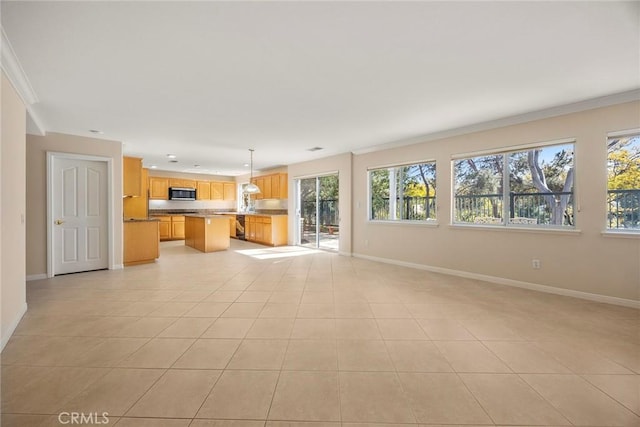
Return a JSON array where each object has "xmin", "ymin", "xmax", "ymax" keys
[
  {"xmin": 150, "ymin": 165, "xmax": 157, "ymax": 169},
  {"xmin": 89, "ymin": 129, "xmax": 103, "ymax": 134},
  {"xmin": 166, "ymin": 154, "xmax": 177, "ymax": 159},
  {"xmin": 307, "ymin": 147, "xmax": 323, "ymax": 152},
  {"xmin": 243, "ymin": 163, "xmax": 249, "ymax": 167}
]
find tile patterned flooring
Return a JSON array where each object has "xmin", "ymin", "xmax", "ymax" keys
[{"xmin": 1, "ymin": 240, "xmax": 638, "ymax": 426}]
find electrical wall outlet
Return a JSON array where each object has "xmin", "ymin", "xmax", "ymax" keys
[{"xmin": 532, "ymin": 259, "xmax": 541, "ymax": 269}]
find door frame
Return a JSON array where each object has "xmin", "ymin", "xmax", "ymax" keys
[
  {"xmin": 46, "ymin": 152, "xmax": 115, "ymax": 278},
  {"xmin": 294, "ymin": 171, "xmax": 339, "ymax": 251}
]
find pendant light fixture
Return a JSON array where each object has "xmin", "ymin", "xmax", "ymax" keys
[{"xmin": 243, "ymin": 148, "xmax": 261, "ymax": 194}]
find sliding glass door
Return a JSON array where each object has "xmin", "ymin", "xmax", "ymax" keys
[{"xmin": 296, "ymin": 174, "xmax": 339, "ymax": 251}]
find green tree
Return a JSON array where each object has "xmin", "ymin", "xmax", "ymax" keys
[{"xmin": 608, "ymin": 136, "xmax": 640, "ymax": 190}]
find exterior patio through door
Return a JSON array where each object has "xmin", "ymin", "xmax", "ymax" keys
[{"xmin": 296, "ymin": 174, "xmax": 339, "ymax": 251}]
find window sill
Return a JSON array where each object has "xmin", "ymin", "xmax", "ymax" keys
[
  {"xmin": 449, "ymin": 223, "xmax": 582, "ymax": 235},
  {"xmin": 367, "ymin": 220, "xmax": 439, "ymax": 227},
  {"xmin": 601, "ymin": 230, "xmax": 640, "ymax": 239}
]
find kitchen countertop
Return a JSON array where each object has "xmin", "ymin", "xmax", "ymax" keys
[
  {"xmin": 123, "ymin": 218, "xmax": 160, "ymax": 222},
  {"xmin": 221, "ymin": 212, "xmax": 288, "ymax": 217},
  {"xmin": 149, "ymin": 211, "xmax": 288, "ymax": 216},
  {"xmin": 184, "ymin": 214, "xmax": 228, "ymax": 218}
]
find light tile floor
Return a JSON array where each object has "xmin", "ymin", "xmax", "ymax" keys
[{"xmin": 1, "ymin": 240, "xmax": 639, "ymax": 426}]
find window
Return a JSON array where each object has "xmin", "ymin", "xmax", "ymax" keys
[
  {"xmin": 453, "ymin": 142, "xmax": 575, "ymax": 227},
  {"xmin": 607, "ymin": 132, "xmax": 640, "ymax": 231},
  {"xmin": 369, "ymin": 161, "xmax": 436, "ymax": 221}
]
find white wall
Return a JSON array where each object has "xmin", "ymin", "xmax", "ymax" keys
[
  {"xmin": 1, "ymin": 72, "xmax": 27, "ymax": 350},
  {"xmin": 26, "ymin": 132, "xmax": 123, "ymax": 277},
  {"xmin": 287, "ymin": 152, "xmax": 353, "ymax": 254},
  {"xmin": 350, "ymin": 101, "xmax": 640, "ymax": 304}
]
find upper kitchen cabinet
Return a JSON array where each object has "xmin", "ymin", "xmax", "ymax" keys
[
  {"xmin": 262, "ymin": 176, "xmax": 272, "ymax": 199},
  {"xmin": 169, "ymin": 178, "xmax": 195, "ymax": 188},
  {"xmin": 197, "ymin": 181, "xmax": 211, "ymax": 200},
  {"xmin": 123, "ymin": 156, "xmax": 142, "ymax": 197},
  {"xmin": 251, "ymin": 173, "xmax": 288, "ymax": 199},
  {"xmin": 124, "ymin": 167, "xmax": 149, "ymax": 218},
  {"xmin": 149, "ymin": 177, "xmax": 169, "ymax": 200},
  {"xmin": 211, "ymin": 182, "xmax": 224, "ymax": 200},
  {"xmin": 223, "ymin": 182, "xmax": 236, "ymax": 201}
]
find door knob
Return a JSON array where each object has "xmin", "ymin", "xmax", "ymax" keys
[{"xmin": 54, "ymin": 219, "xmax": 65, "ymax": 225}]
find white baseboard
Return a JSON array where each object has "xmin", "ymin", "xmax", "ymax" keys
[
  {"xmin": 112, "ymin": 264, "xmax": 124, "ymax": 270},
  {"xmin": 26, "ymin": 273, "xmax": 47, "ymax": 281},
  {"xmin": 352, "ymin": 253, "xmax": 640, "ymax": 309},
  {"xmin": 1, "ymin": 302, "xmax": 28, "ymax": 352}
]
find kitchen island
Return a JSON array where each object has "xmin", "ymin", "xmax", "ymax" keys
[{"xmin": 184, "ymin": 215, "xmax": 230, "ymax": 253}]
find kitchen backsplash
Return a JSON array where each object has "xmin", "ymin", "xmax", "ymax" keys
[
  {"xmin": 255, "ymin": 199, "xmax": 288, "ymax": 210},
  {"xmin": 149, "ymin": 199, "xmax": 236, "ymax": 210},
  {"xmin": 149, "ymin": 197, "xmax": 287, "ymax": 214}
]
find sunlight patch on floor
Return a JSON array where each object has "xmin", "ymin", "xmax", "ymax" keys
[{"xmin": 234, "ymin": 246, "xmax": 323, "ymax": 259}]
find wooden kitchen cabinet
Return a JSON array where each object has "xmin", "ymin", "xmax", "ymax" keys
[
  {"xmin": 263, "ymin": 220, "xmax": 272, "ymax": 244},
  {"xmin": 171, "ymin": 215, "xmax": 185, "ymax": 239},
  {"xmin": 211, "ymin": 182, "xmax": 224, "ymax": 200},
  {"xmin": 168, "ymin": 178, "xmax": 195, "ymax": 188},
  {"xmin": 124, "ymin": 220, "xmax": 160, "ymax": 266},
  {"xmin": 153, "ymin": 215, "xmax": 185, "ymax": 240},
  {"xmin": 197, "ymin": 181, "xmax": 211, "ymax": 200},
  {"xmin": 255, "ymin": 217, "xmax": 264, "ymax": 242},
  {"xmin": 262, "ymin": 176, "xmax": 272, "ymax": 199},
  {"xmin": 149, "ymin": 178, "xmax": 169, "ymax": 200},
  {"xmin": 223, "ymin": 182, "xmax": 236, "ymax": 201},
  {"xmin": 257, "ymin": 178, "xmax": 265, "ymax": 200},
  {"xmin": 184, "ymin": 216, "xmax": 230, "ymax": 253},
  {"xmin": 123, "ymin": 156, "xmax": 142, "ymax": 197},
  {"xmin": 156, "ymin": 216, "xmax": 171, "ymax": 240},
  {"xmin": 271, "ymin": 174, "xmax": 280, "ymax": 199},
  {"xmin": 276, "ymin": 173, "xmax": 288, "ymax": 199},
  {"xmin": 250, "ymin": 173, "xmax": 288, "ymax": 200},
  {"xmin": 245, "ymin": 215, "xmax": 287, "ymax": 246},
  {"xmin": 124, "ymin": 165, "xmax": 149, "ymax": 219}
]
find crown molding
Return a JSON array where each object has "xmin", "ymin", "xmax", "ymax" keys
[
  {"xmin": 352, "ymin": 88, "xmax": 640, "ymax": 155},
  {"xmin": 26, "ymin": 105, "xmax": 46, "ymax": 136},
  {"xmin": 1, "ymin": 27, "xmax": 38, "ymax": 105},
  {"xmin": 2, "ymin": 26, "xmax": 45, "ymax": 134}
]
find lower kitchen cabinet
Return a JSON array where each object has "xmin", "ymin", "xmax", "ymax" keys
[
  {"xmin": 124, "ymin": 220, "xmax": 159, "ymax": 266},
  {"xmin": 171, "ymin": 216, "xmax": 185, "ymax": 239},
  {"xmin": 246, "ymin": 215, "xmax": 287, "ymax": 246},
  {"xmin": 153, "ymin": 215, "xmax": 185, "ymax": 241},
  {"xmin": 157, "ymin": 216, "xmax": 171, "ymax": 240}
]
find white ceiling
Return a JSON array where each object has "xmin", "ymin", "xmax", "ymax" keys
[{"xmin": 2, "ymin": 1, "xmax": 639, "ymax": 175}]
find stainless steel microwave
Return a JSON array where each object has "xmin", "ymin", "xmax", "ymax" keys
[{"xmin": 168, "ymin": 187, "xmax": 196, "ymax": 201}]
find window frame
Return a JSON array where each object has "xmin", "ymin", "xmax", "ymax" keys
[
  {"xmin": 366, "ymin": 159, "xmax": 438, "ymax": 225},
  {"xmin": 605, "ymin": 129, "xmax": 640, "ymax": 235},
  {"xmin": 451, "ymin": 138, "xmax": 577, "ymax": 229}
]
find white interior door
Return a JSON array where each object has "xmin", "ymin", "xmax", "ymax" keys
[{"xmin": 52, "ymin": 157, "xmax": 109, "ymax": 275}]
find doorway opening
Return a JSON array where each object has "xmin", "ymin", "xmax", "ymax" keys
[{"xmin": 296, "ymin": 173, "xmax": 339, "ymax": 251}]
